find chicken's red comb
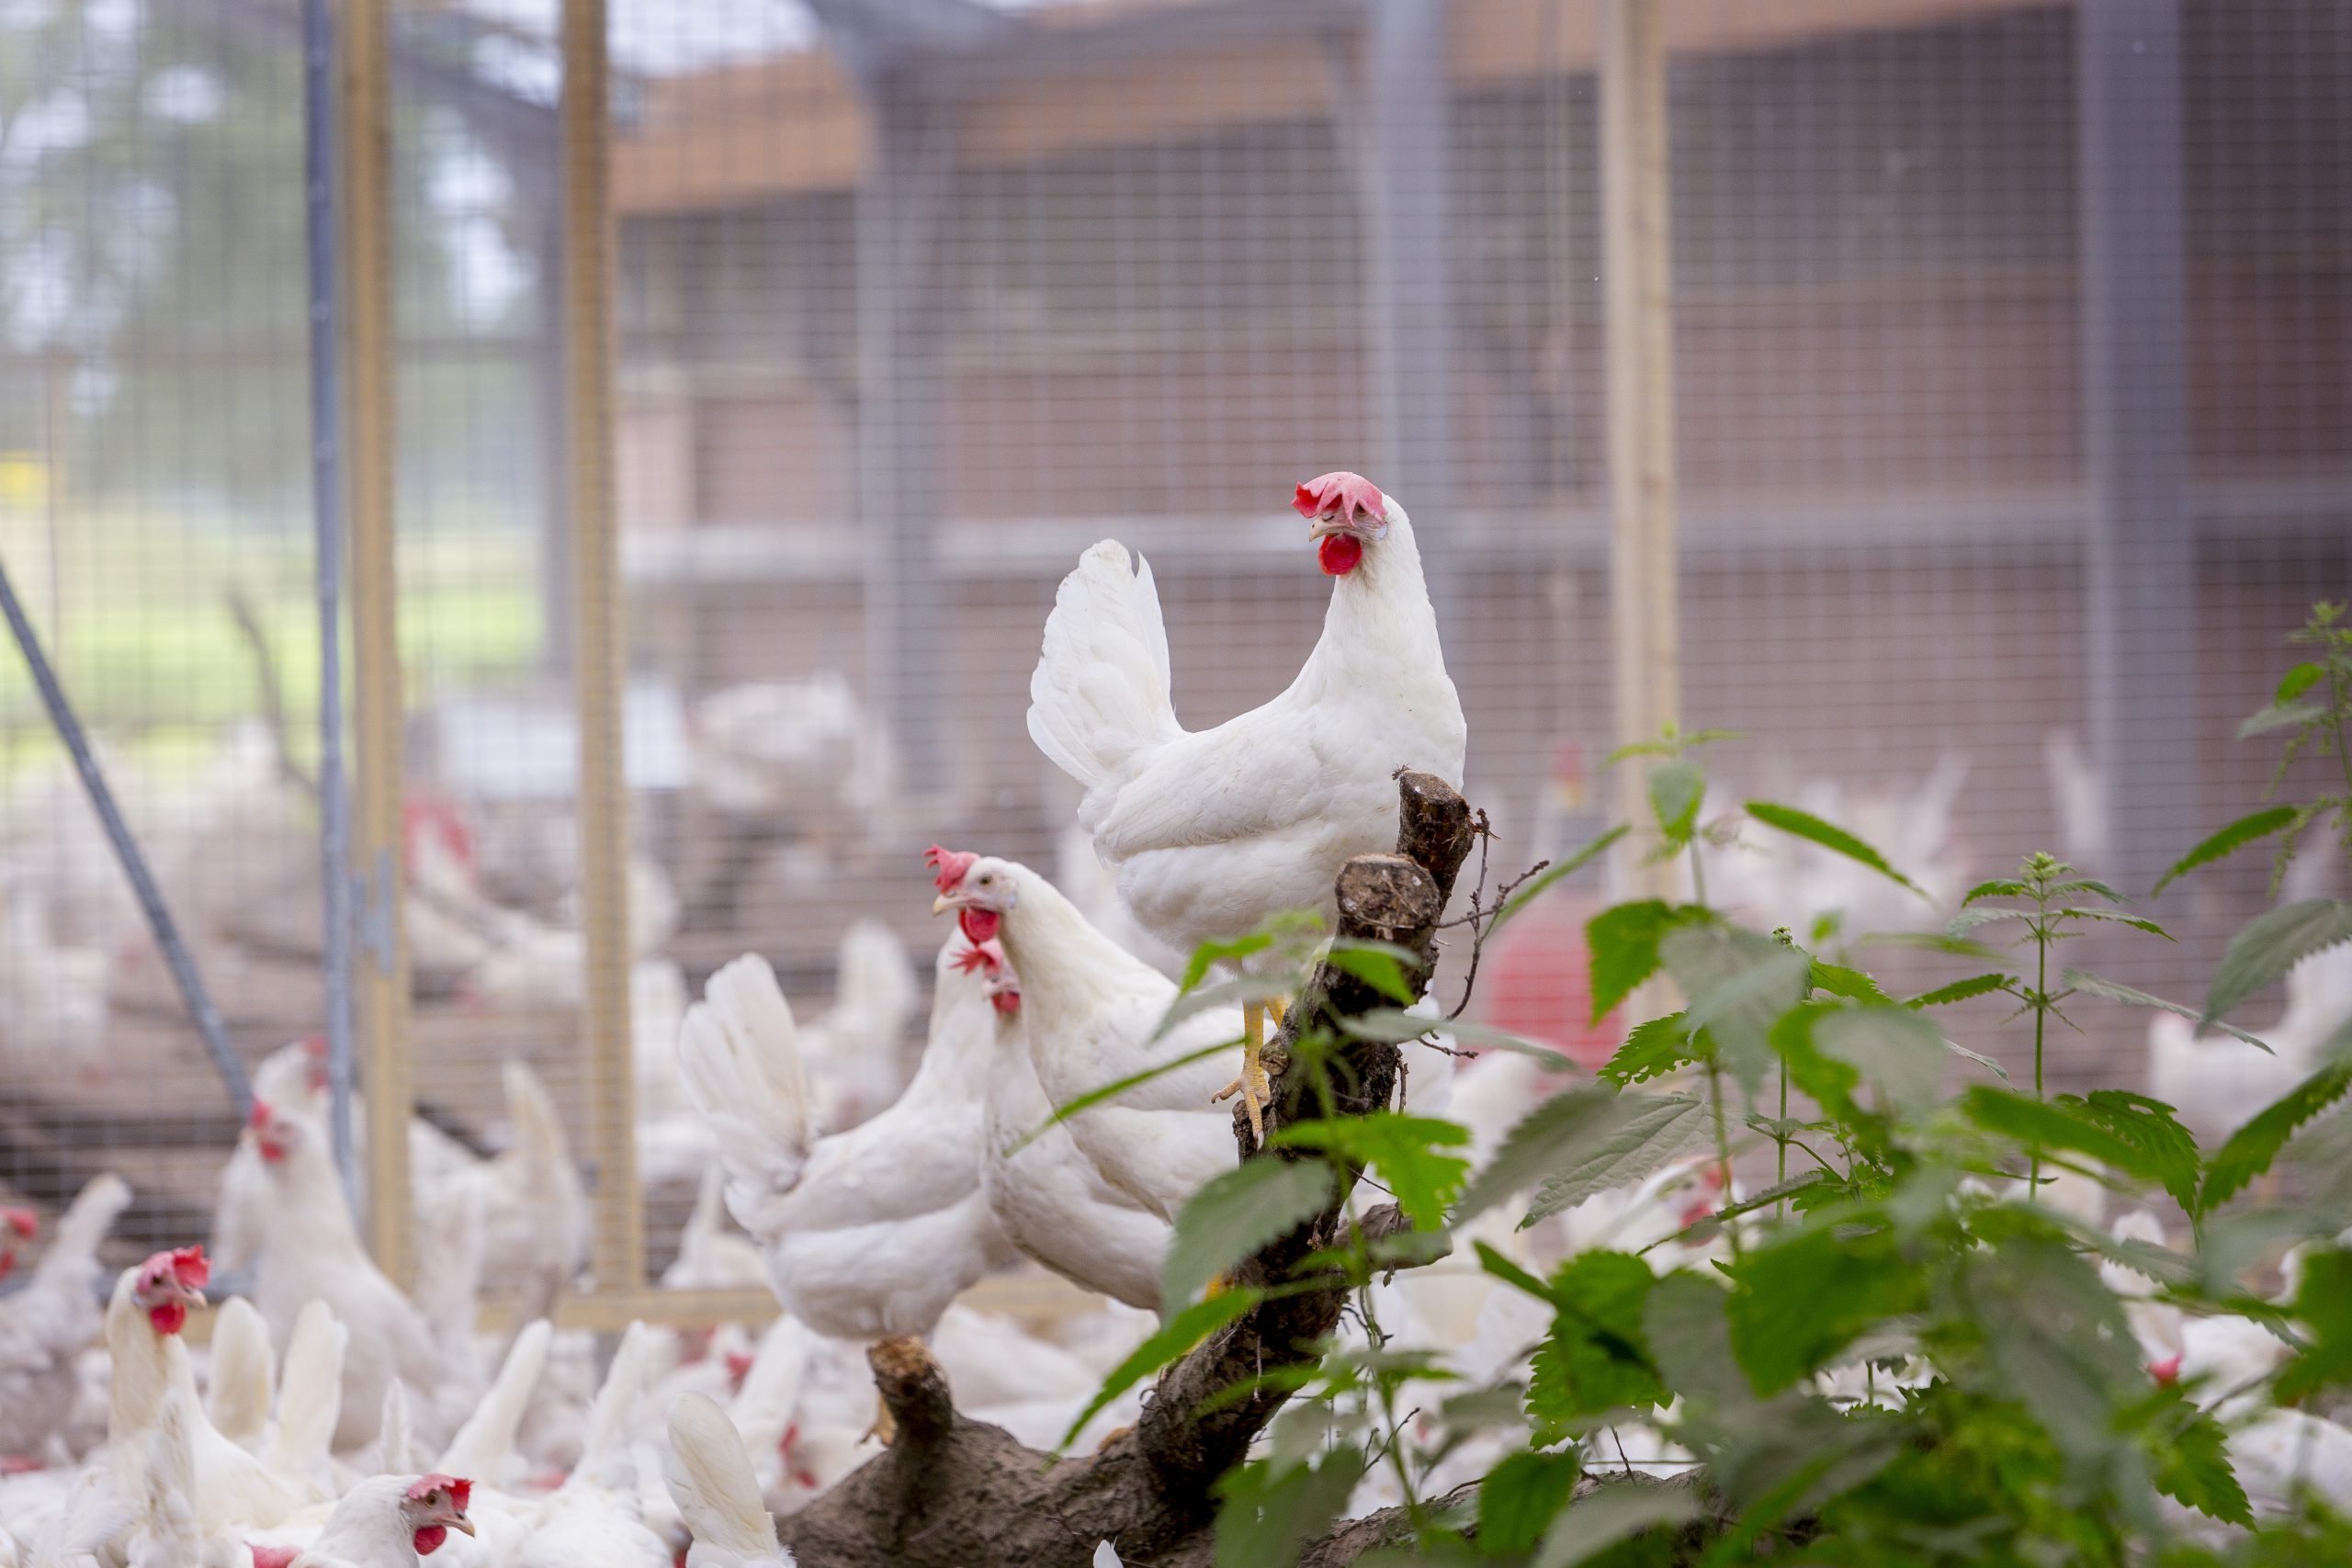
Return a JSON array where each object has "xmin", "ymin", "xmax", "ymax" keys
[
  {"xmin": 248, "ymin": 1099, "xmax": 277, "ymax": 1131},
  {"xmin": 301, "ymin": 1033, "xmax": 327, "ymax": 1057},
  {"xmin": 926, "ymin": 845, "xmax": 977, "ymax": 894},
  {"xmin": 249, "ymin": 1543, "xmax": 300, "ymax": 1568},
  {"xmin": 2, "ymin": 1207, "xmax": 35, "ymax": 1238},
  {"xmin": 169, "ymin": 1245, "xmax": 209, "ymax": 1289},
  {"xmin": 1292, "ymin": 471, "xmax": 1386, "ymax": 525},
  {"xmin": 408, "ymin": 1474, "xmax": 471, "ymax": 1509},
  {"xmin": 951, "ymin": 944, "xmax": 994, "ymax": 976}
]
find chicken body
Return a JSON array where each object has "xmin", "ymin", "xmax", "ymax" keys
[
  {"xmin": 1027, "ymin": 479, "xmax": 1464, "ymax": 959},
  {"xmin": 938, "ymin": 859, "xmax": 1240, "ymax": 1226},
  {"xmin": 243, "ymin": 1105, "xmax": 468, "ymax": 1453},
  {"xmin": 2148, "ymin": 943, "xmax": 2352, "ymax": 1145},
  {"xmin": 677, "ymin": 939, "xmax": 1015, "ymax": 1340},
  {"xmin": 0, "ymin": 1174, "xmax": 130, "ymax": 1465}
]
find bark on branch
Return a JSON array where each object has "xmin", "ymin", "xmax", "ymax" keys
[{"xmin": 779, "ymin": 773, "xmax": 1476, "ymax": 1568}]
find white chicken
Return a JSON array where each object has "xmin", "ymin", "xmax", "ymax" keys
[
  {"xmin": 790, "ymin": 919, "xmax": 922, "ymax": 1131},
  {"xmin": 676, "ymin": 939, "xmax": 1014, "ymax": 1339},
  {"xmin": 2147, "ymin": 942, "xmax": 2352, "ymax": 1147},
  {"xmin": 930, "ymin": 853, "xmax": 1241, "ymax": 1232},
  {"xmin": 242, "ymin": 1102, "xmax": 475, "ymax": 1453},
  {"xmin": 514, "ymin": 1323, "xmax": 670, "ymax": 1568},
  {"xmin": 0, "ymin": 1174, "xmax": 130, "ymax": 1468},
  {"xmin": 963, "ymin": 938, "xmax": 1171, "ymax": 1311},
  {"xmin": 662, "ymin": 1393, "xmax": 797, "ymax": 1568},
  {"xmin": 245, "ymin": 1473, "xmax": 478, "ymax": 1568},
  {"xmin": 1027, "ymin": 470, "xmax": 1464, "ymax": 1132}
]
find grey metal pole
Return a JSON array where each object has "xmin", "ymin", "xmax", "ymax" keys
[
  {"xmin": 0, "ymin": 561, "xmax": 252, "ymax": 1122},
  {"xmin": 304, "ymin": 0, "xmax": 359, "ymax": 1201}
]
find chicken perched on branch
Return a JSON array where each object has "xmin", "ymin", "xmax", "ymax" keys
[
  {"xmin": 930, "ymin": 851, "xmax": 1240, "ymax": 1230},
  {"xmin": 677, "ymin": 935, "xmax": 1014, "ymax": 1339},
  {"xmin": 960, "ymin": 938, "xmax": 1171, "ymax": 1310},
  {"xmin": 1027, "ymin": 471, "xmax": 1465, "ymax": 1134}
]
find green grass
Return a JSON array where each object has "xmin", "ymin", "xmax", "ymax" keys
[{"xmin": 0, "ymin": 508, "xmax": 544, "ymax": 778}]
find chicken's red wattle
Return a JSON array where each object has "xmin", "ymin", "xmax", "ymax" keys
[
  {"xmin": 413, "ymin": 1526, "xmax": 447, "ymax": 1555},
  {"xmin": 959, "ymin": 908, "xmax": 1001, "ymax": 943},
  {"xmin": 1318, "ymin": 534, "xmax": 1363, "ymax": 576}
]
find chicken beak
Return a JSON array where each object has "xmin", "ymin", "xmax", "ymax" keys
[
  {"xmin": 932, "ymin": 894, "xmax": 956, "ymax": 915},
  {"xmin": 447, "ymin": 1517, "xmax": 477, "ymax": 1537}
]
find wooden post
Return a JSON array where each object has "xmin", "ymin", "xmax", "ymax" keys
[
  {"xmin": 339, "ymin": 0, "xmax": 414, "ymax": 1286},
  {"xmin": 562, "ymin": 0, "xmax": 644, "ymax": 1292},
  {"xmin": 1600, "ymin": 0, "xmax": 1680, "ymax": 897}
]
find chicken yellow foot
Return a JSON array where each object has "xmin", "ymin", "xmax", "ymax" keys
[{"xmin": 1213, "ymin": 998, "xmax": 1285, "ymax": 1142}]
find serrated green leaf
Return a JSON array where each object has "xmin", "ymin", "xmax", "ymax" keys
[
  {"xmin": 1522, "ymin": 1095, "xmax": 1709, "ymax": 1226},
  {"xmin": 1531, "ymin": 1485, "xmax": 1699, "ymax": 1568},
  {"xmin": 1060, "ymin": 1288, "xmax": 1262, "ymax": 1447},
  {"xmin": 1857, "ymin": 930, "xmax": 2005, "ymax": 961},
  {"xmin": 1969, "ymin": 1236, "xmax": 2142, "ymax": 1464},
  {"xmin": 2155, "ymin": 1408, "xmax": 2253, "ymax": 1526},
  {"xmin": 1599, "ymin": 1011, "xmax": 1698, "ymax": 1087},
  {"xmin": 1526, "ymin": 1252, "xmax": 1668, "ymax": 1434},
  {"xmin": 2203, "ymin": 1029, "xmax": 2352, "ymax": 1209},
  {"xmin": 2062, "ymin": 968, "xmax": 2273, "ymax": 1053},
  {"xmin": 1726, "ymin": 1223, "xmax": 1928, "ymax": 1393},
  {"xmin": 1661, "ymin": 922, "xmax": 1812, "ymax": 1096},
  {"xmin": 1274, "ymin": 1112, "xmax": 1468, "ymax": 1230},
  {"xmin": 1946, "ymin": 907, "xmax": 2029, "ymax": 937},
  {"xmin": 2238, "ymin": 698, "xmax": 2325, "ymax": 739},
  {"xmin": 2055, "ymin": 908, "xmax": 2173, "ymax": 939},
  {"xmin": 1808, "ymin": 961, "xmax": 1894, "ymax": 1004},
  {"xmin": 1483, "ymin": 826, "xmax": 1631, "ymax": 950},
  {"xmin": 1585, "ymin": 901, "xmax": 1694, "ymax": 1024},
  {"xmin": 2278, "ymin": 1249, "xmax": 2352, "ymax": 1401},
  {"xmin": 1905, "ymin": 972, "xmax": 2013, "ymax": 1008},
  {"xmin": 1771, "ymin": 1001, "xmax": 1949, "ymax": 1129},
  {"xmin": 1178, "ymin": 910, "xmax": 1322, "ymax": 994},
  {"xmin": 1962, "ymin": 879, "xmax": 2029, "ymax": 906},
  {"xmin": 1161, "ymin": 1159, "xmax": 1335, "ymax": 1310},
  {"xmin": 1743, "ymin": 801, "xmax": 1926, "ymax": 898},
  {"xmin": 2068, "ymin": 1091, "xmax": 2204, "ymax": 1216},
  {"xmin": 2152, "ymin": 807, "xmax": 2301, "ymax": 897},
  {"xmin": 1647, "ymin": 760, "xmax": 1707, "ymax": 845},
  {"xmin": 1453, "ymin": 1086, "xmax": 1622, "ymax": 1224},
  {"xmin": 1325, "ymin": 940, "xmax": 1422, "ymax": 1005},
  {"xmin": 1212, "ymin": 1445, "xmax": 1368, "ymax": 1568},
  {"xmin": 2202, "ymin": 899, "xmax": 2352, "ymax": 1026},
  {"xmin": 1477, "ymin": 1450, "xmax": 1583, "ymax": 1556},
  {"xmin": 1963, "ymin": 1088, "xmax": 2202, "ymax": 1213},
  {"xmin": 2277, "ymin": 660, "xmax": 2326, "ymax": 704}
]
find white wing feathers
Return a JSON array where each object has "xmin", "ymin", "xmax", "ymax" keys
[
  {"xmin": 265, "ymin": 1300, "xmax": 347, "ymax": 1487},
  {"xmin": 678, "ymin": 955, "xmax": 814, "ymax": 1199},
  {"xmin": 664, "ymin": 1393, "xmax": 796, "ymax": 1568},
  {"xmin": 434, "ymin": 1317, "xmax": 551, "ymax": 1485},
  {"xmin": 1027, "ymin": 541, "xmax": 1183, "ymax": 797},
  {"xmin": 202, "ymin": 1296, "xmax": 275, "ymax": 1449}
]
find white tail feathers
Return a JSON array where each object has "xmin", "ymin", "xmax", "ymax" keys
[
  {"xmin": 727, "ymin": 1315, "xmax": 813, "ymax": 1461},
  {"xmin": 36, "ymin": 1172, "xmax": 131, "ymax": 1292},
  {"xmin": 570, "ymin": 1320, "xmax": 654, "ymax": 1495},
  {"xmin": 203, "ymin": 1296, "xmax": 276, "ymax": 1450},
  {"xmin": 665, "ymin": 1393, "xmax": 794, "ymax": 1568},
  {"xmin": 1027, "ymin": 541, "xmax": 1182, "ymax": 796},
  {"xmin": 502, "ymin": 1059, "xmax": 572, "ymax": 1196},
  {"xmin": 266, "ymin": 1300, "xmax": 348, "ymax": 1483},
  {"xmin": 435, "ymin": 1317, "xmax": 551, "ymax": 1485},
  {"xmin": 679, "ymin": 955, "xmax": 813, "ymax": 1197},
  {"xmin": 377, "ymin": 1381, "xmax": 418, "ymax": 1476},
  {"xmin": 835, "ymin": 919, "xmax": 917, "ymax": 1028}
]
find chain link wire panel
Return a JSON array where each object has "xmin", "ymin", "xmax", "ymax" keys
[{"xmin": 0, "ymin": 0, "xmax": 2345, "ymax": 1292}]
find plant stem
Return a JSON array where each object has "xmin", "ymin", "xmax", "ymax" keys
[
  {"xmin": 1777, "ymin": 1064, "xmax": 1790, "ymax": 1223},
  {"xmin": 1707, "ymin": 1059, "xmax": 1742, "ymax": 1262},
  {"xmin": 2029, "ymin": 910, "xmax": 2049, "ymax": 1195}
]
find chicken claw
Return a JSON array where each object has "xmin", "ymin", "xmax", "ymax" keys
[{"xmin": 1214, "ymin": 999, "xmax": 1276, "ymax": 1143}]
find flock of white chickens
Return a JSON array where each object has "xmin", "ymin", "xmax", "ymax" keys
[{"xmin": 0, "ymin": 469, "xmax": 2345, "ymax": 1565}]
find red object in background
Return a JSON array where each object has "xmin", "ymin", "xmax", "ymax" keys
[{"xmin": 1476, "ymin": 891, "xmax": 1624, "ymax": 1069}]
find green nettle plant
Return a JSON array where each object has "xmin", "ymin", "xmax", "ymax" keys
[{"xmin": 1072, "ymin": 604, "xmax": 2352, "ymax": 1567}]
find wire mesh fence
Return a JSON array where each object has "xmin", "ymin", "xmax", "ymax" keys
[{"xmin": 0, "ymin": 0, "xmax": 2344, "ymax": 1295}]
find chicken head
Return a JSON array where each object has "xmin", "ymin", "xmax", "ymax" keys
[
  {"xmin": 1295, "ymin": 469, "xmax": 1389, "ymax": 577},
  {"xmin": 130, "ymin": 1243, "xmax": 209, "ymax": 1336}
]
